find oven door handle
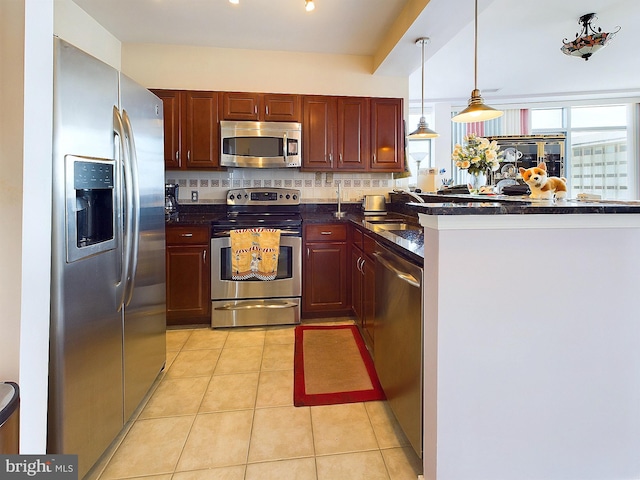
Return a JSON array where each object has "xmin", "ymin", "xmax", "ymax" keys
[
  {"xmin": 213, "ymin": 229, "xmax": 301, "ymax": 237},
  {"xmin": 214, "ymin": 300, "xmax": 299, "ymax": 311}
]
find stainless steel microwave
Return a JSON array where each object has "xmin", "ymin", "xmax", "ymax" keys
[{"xmin": 220, "ymin": 120, "xmax": 301, "ymax": 168}]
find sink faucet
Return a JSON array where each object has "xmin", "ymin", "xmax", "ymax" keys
[
  {"xmin": 334, "ymin": 182, "xmax": 346, "ymax": 218},
  {"xmin": 393, "ymin": 188, "xmax": 425, "ymax": 203}
]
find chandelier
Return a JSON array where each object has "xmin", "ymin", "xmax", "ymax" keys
[
  {"xmin": 451, "ymin": 0, "xmax": 503, "ymax": 123},
  {"xmin": 408, "ymin": 38, "xmax": 438, "ymax": 139},
  {"xmin": 561, "ymin": 13, "xmax": 620, "ymax": 61}
]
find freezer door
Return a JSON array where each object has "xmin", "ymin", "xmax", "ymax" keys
[
  {"xmin": 49, "ymin": 38, "xmax": 123, "ymax": 478},
  {"xmin": 119, "ymin": 73, "xmax": 167, "ymax": 420}
]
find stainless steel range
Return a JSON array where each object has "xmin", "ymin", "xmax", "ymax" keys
[{"xmin": 211, "ymin": 188, "xmax": 302, "ymax": 328}]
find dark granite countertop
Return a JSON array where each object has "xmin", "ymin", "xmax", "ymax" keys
[
  {"xmin": 166, "ymin": 202, "xmax": 425, "ymax": 263},
  {"xmin": 389, "ymin": 192, "xmax": 640, "ymax": 215}
]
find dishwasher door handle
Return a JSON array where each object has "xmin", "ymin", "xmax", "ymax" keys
[{"xmin": 373, "ymin": 252, "xmax": 421, "ymax": 288}]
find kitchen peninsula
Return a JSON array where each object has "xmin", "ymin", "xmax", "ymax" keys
[{"xmin": 412, "ymin": 199, "xmax": 640, "ymax": 480}]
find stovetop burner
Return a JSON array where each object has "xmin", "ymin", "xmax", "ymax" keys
[{"xmin": 213, "ymin": 188, "xmax": 303, "ymax": 232}]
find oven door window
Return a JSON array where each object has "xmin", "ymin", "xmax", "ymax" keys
[
  {"xmin": 220, "ymin": 245, "xmax": 293, "ymax": 281},
  {"xmin": 222, "ymin": 136, "xmax": 284, "ymax": 158}
]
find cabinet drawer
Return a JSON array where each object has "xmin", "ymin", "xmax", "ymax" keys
[
  {"xmin": 351, "ymin": 225, "xmax": 364, "ymax": 250},
  {"xmin": 305, "ymin": 224, "xmax": 347, "ymax": 242},
  {"xmin": 166, "ymin": 226, "xmax": 210, "ymax": 245},
  {"xmin": 363, "ymin": 232, "xmax": 377, "ymax": 258}
]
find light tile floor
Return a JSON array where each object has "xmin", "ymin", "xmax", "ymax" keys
[{"xmin": 94, "ymin": 320, "xmax": 423, "ymax": 480}]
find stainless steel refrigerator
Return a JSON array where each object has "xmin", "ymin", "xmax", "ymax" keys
[{"xmin": 49, "ymin": 38, "xmax": 166, "ymax": 478}]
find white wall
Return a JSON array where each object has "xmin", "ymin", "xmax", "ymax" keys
[
  {"xmin": 421, "ymin": 214, "xmax": 640, "ymax": 479},
  {"xmin": 19, "ymin": 0, "xmax": 54, "ymax": 454},
  {"xmin": 122, "ymin": 43, "xmax": 407, "ymax": 98},
  {"xmin": 53, "ymin": 0, "xmax": 121, "ymax": 69},
  {"xmin": 0, "ymin": 0, "xmax": 25, "ymax": 385}
]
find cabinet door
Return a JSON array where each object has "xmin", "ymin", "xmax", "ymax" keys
[
  {"xmin": 370, "ymin": 98, "xmax": 404, "ymax": 172},
  {"xmin": 221, "ymin": 92, "xmax": 260, "ymax": 121},
  {"xmin": 166, "ymin": 244, "xmax": 210, "ymax": 324},
  {"xmin": 362, "ymin": 255, "xmax": 376, "ymax": 348},
  {"xmin": 302, "ymin": 96, "xmax": 337, "ymax": 170},
  {"xmin": 303, "ymin": 241, "xmax": 348, "ymax": 313},
  {"xmin": 185, "ymin": 91, "xmax": 219, "ymax": 169},
  {"xmin": 152, "ymin": 89, "xmax": 184, "ymax": 169},
  {"xmin": 351, "ymin": 246, "xmax": 364, "ymax": 323},
  {"xmin": 337, "ymin": 97, "xmax": 370, "ymax": 171},
  {"xmin": 263, "ymin": 94, "xmax": 301, "ymax": 122}
]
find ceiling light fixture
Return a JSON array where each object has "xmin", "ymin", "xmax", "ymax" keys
[
  {"xmin": 229, "ymin": 0, "xmax": 239, "ymax": 4},
  {"xmin": 451, "ymin": 0, "xmax": 503, "ymax": 123},
  {"xmin": 408, "ymin": 37, "xmax": 439, "ymax": 139},
  {"xmin": 305, "ymin": 0, "xmax": 315, "ymax": 12},
  {"xmin": 561, "ymin": 13, "xmax": 620, "ymax": 61}
]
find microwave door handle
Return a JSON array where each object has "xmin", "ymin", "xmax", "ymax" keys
[{"xmin": 283, "ymin": 132, "xmax": 288, "ymax": 164}]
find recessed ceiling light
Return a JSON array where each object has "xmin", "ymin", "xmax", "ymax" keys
[
  {"xmin": 305, "ymin": 0, "xmax": 315, "ymax": 12},
  {"xmin": 229, "ymin": 0, "xmax": 239, "ymax": 4}
]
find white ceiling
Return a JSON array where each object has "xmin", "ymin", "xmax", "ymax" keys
[{"xmin": 73, "ymin": 0, "xmax": 640, "ymax": 108}]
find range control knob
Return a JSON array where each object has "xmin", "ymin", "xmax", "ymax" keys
[
  {"xmin": 293, "ymin": 194, "xmax": 298, "ymax": 200},
  {"xmin": 285, "ymin": 194, "xmax": 290, "ymax": 199},
  {"xmin": 229, "ymin": 194, "xmax": 235, "ymax": 200}
]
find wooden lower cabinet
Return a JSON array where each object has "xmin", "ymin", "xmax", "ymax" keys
[
  {"xmin": 166, "ymin": 225, "xmax": 211, "ymax": 325},
  {"xmin": 350, "ymin": 225, "xmax": 376, "ymax": 349},
  {"xmin": 302, "ymin": 223, "xmax": 350, "ymax": 317}
]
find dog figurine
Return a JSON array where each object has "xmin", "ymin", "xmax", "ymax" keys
[{"xmin": 519, "ymin": 162, "xmax": 567, "ymax": 200}]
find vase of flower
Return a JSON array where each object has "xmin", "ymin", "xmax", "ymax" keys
[
  {"xmin": 469, "ymin": 171, "xmax": 487, "ymax": 192},
  {"xmin": 451, "ymin": 134, "xmax": 500, "ymax": 192}
]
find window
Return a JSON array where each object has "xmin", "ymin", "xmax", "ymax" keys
[{"xmin": 531, "ymin": 105, "xmax": 631, "ymax": 200}]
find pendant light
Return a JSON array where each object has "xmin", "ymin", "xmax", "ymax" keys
[
  {"xmin": 451, "ymin": 0, "xmax": 503, "ymax": 123},
  {"xmin": 408, "ymin": 37, "xmax": 439, "ymax": 139}
]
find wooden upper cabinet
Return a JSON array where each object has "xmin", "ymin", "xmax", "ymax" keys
[
  {"xmin": 337, "ymin": 97, "xmax": 370, "ymax": 171},
  {"xmin": 152, "ymin": 89, "xmax": 184, "ymax": 169},
  {"xmin": 370, "ymin": 98, "xmax": 404, "ymax": 172},
  {"xmin": 185, "ymin": 91, "xmax": 219, "ymax": 169},
  {"xmin": 152, "ymin": 89, "xmax": 220, "ymax": 170},
  {"xmin": 263, "ymin": 94, "xmax": 301, "ymax": 122},
  {"xmin": 222, "ymin": 92, "xmax": 301, "ymax": 122},
  {"xmin": 302, "ymin": 95, "xmax": 337, "ymax": 170}
]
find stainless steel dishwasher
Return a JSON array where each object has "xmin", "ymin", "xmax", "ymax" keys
[{"xmin": 374, "ymin": 243, "xmax": 423, "ymax": 458}]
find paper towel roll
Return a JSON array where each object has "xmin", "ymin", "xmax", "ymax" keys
[{"xmin": 418, "ymin": 168, "xmax": 439, "ymax": 193}]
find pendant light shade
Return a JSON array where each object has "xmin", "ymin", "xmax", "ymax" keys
[
  {"xmin": 451, "ymin": 0, "xmax": 502, "ymax": 123},
  {"xmin": 408, "ymin": 37, "xmax": 439, "ymax": 139}
]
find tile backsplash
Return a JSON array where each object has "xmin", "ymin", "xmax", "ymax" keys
[{"xmin": 166, "ymin": 169, "xmax": 409, "ymax": 204}]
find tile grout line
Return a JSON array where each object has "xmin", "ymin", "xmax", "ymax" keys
[{"xmin": 242, "ymin": 329, "xmax": 267, "ymax": 479}]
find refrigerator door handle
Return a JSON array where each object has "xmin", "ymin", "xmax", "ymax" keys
[
  {"xmin": 122, "ymin": 109, "xmax": 141, "ymax": 307},
  {"xmin": 114, "ymin": 106, "xmax": 134, "ymax": 311}
]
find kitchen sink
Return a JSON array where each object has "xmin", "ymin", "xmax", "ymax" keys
[{"xmin": 367, "ymin": 222, "xmax": 422, "ymax": 232}]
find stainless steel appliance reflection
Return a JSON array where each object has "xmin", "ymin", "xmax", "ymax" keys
[
  {"xmin": 50, "ymin": 38, "xmax": 166, "ymax": 478},
  {"xmin": 210, "ymin": 188, "xmax": 302, "ymax": 327},
  {"xmin": 374, "ymin": 243, "xmax": 423, "ymax": 458}
]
